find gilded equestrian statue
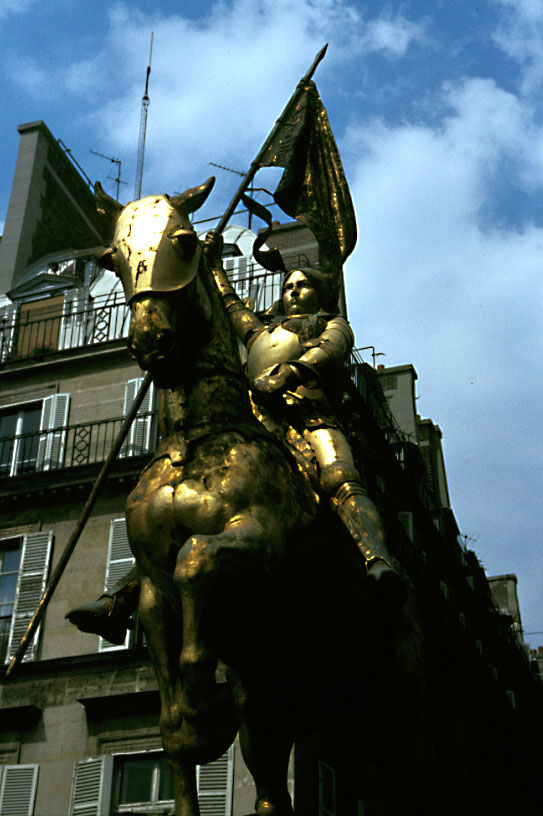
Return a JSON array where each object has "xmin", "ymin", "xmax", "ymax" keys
[{"xmin": 71, "ymin": 177, "xmax": 409, "ymax": 816}]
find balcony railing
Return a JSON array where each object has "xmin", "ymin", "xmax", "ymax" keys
[
  {"xmin": 0, "ymin": 263, "xmax": 317, "ymax": 364},
  {"xmin": 0, "ymin": 293, "xmax": 130, "ymax": 363},
  {"xmin": 0, "ymin": 411, "xmax": 158, "ymax": 479}
]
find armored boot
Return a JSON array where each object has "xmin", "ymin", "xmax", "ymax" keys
[
  {"xmin": 65, "ymin": 566, "xmax": 140, "ymax": 645},
  {"xmin": 333, "ymin": 481, "xmax": 407, "ymax": 608}
]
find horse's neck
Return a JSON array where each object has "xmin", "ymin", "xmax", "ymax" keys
[{"xmin": 160, "ymin": 264, "xmax": 252, "ymax": 438}]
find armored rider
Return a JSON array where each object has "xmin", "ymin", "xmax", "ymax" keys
[{"xmin": 207, "ymin": 233, "xmax": 406, "ymax": 601}]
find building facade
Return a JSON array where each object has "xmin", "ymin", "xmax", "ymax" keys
[{"xmin": 0, "ymin": 121, "xmax": 541, "ymax": 816}]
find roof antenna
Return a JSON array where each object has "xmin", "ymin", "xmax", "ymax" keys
[
  {"xmin": 90, "ymin": 149, "xmax": 126, "ymax": 200},
  {"xmin": 134, "ymin": 32, "xmax": 154, "ymax": 200}
]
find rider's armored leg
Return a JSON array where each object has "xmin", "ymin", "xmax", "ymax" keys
[
  {"xmin": 328, "ymin": 475, "xmax": 407, "ymax": 607},
  {"xmin": 307, "ymin": 427, "xmax": 407, "ymax": 606},
  {"xmin": 65, "ymin": 566, "xmax": 140, "ymax": 644}
]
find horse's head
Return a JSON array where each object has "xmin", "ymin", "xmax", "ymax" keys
[{"xmin": 95, "ymin": 177, "xmax": 215, "ymax": 384}]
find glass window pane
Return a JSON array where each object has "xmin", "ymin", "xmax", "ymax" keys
[
  {"xmin": 1, "ymin": 546, "xmax": 20, "ymax": 573},
  {"xmin": 20, "ymin": 404, "xmax": 41, "ymax": 434},
  {"xmin": 158, "ymin": 756, "xmax": 174, "ymax": 801},
  {"xmin": 119, "ymin": 757, "xmax": 154, "ymax": 804},
  {"xmin": 0, "ymin": 573, "xmax": 18, "ymax": 611},
  {"xmin": 0, "ymin": 412, "xmax": 17, "ymax": 439}
]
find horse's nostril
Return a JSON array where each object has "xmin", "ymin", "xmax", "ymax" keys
[{"xmin": 156, "ymin": 329, "xmax": 174, "ymax": 353}]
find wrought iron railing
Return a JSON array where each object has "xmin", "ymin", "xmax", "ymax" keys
[
  {"xmin": 0, "ymin": 411, "xmax": 158, "ymax": 479},
  {"xmin": 0, "ymin": 262, "xmax": 315, "ymax": 364},
  {"xmin": 0, "ymin": 294, "xmax": 130, "ymax": 363}
]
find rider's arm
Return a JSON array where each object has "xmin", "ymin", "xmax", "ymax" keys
[
  {"xmin": 288, "ymin": 317, "xmax": 354, "ymax": 387},
  {"xmin": 204, "ymin": 232, "xmax": 263, "ymax": 346}
]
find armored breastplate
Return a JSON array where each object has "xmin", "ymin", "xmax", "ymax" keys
[{"xmin": 247, "ymin": 325, "xmax": 303, "ymax": 380}]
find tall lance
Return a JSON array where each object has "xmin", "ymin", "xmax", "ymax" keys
[
  {"xmin": 5, "ymin": 372, "xmax": 152, "ymax": 678},
  {"xmin": 214, "ymin": 43, "xmax": 328, "ymax": 234},
  {"xmin": 5, "ymin": 45, "xmax": 328, "ymax": 679}
]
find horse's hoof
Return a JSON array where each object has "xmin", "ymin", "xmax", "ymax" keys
[
  {"xmin": 65, "ymin": 597, "xmax": 133, "ymax": 645},
  {"xmin": 367, "ymin": 560, "xmax": 408, "ymax": 608}
]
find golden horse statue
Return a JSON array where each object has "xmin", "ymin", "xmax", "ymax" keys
[{"xmin": 92, "ymin": 178, "xmax": 420, "ymax": 816}]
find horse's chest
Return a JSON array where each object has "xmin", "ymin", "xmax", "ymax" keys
[{"xmin": 126, "ymin": 455, "xmax": 231, "ymax": 551}]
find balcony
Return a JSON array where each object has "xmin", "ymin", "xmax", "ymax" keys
[
  {"xmin": 0, "ymin": 293, "xmax": 129, "ymax": 363},
  {"xmin": 0, "ymin": 411, "xmax": 158, "ymax": 479}
]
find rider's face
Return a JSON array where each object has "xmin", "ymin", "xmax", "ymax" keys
[{"xmin": 282, "ymin": 271, "xmax": 320, "ymax": 315}]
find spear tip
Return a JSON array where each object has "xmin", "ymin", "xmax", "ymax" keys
[{"xmin": 303, "ymin": 43, "xmax": 329, "ymax": 82}]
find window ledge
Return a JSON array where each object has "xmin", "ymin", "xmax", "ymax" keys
[
  {"xmin": 0, "ymin": 703, "xmax": 42, "ymax": 729},
  {"xmin": 78, "ymin": 689, "xmax": 160, "ymax": 719}
]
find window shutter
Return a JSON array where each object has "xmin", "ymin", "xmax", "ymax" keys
[
  {"xmin": 119, "ymin": 378, "xmax": 156, "ymax": 458},
  {"xmin": 398, "ymin": 511, "xmax": 414, "ymax": 543},
  {"xmin": 99, "ymin": 518, "xmax": 134, "ymax": 652},
  {"xmin": 6, "ymin": 531, "xmax": 53, "ymax": 663},
  {"xmin": 69, "ymin": 756, "xmax": 113, "ymax": 816},
  {"xmin": 0, "ymin": 764, "xmax": 39, "ymax": 815},
  {"xmin": 0, "ymin": 302, "xmax": 18, "ymax": 362},
  {"xmin": 197, "ymin": 746, "xmax": 234, "ymax": 816},
  {"xmin": 36, "ymin": 394, "xmax": 70, "ymax": 470},
  {"xmin": 59, "ymin": 289, "xmax": 89, "ymax": 349}
]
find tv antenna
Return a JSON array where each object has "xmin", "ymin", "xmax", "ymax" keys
[
  {"xmin": 209, "ymin": 161, "xmax": 244, "ymax": 177},
  {"xmin": 90, "ymin": 149, "xmax": 126, "ymax": 200},
  {"xmin": 134, "ymin": 31, "xmax": 154, "ymax": 200}
]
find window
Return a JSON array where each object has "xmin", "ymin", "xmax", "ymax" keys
[
  {"xmin": 0, "ymin": 403, "xmax": 41, "ymax": 476},
  {"xmin": 2, "ymin": 531, "xmax": 53, "ymax": 664},
  {"xmin": 0, "ymin": 765, "xmax": 39, "ymax": 815},
  {"xmin": 119, "ymin": 379, "xmax": 157, "ymax": 459},
  {"xmin": 0, "ymin": 395, "xmax": 70, "ymax": 477},
  {"xmin": 70, "ymin": 748, "xmax": 234, "ymax": 816},
  {"xmin": 112, "ymin": 753, "xmax": 174, "ymax": 813},
  {"xmin": 16, "ymin": 296, "xmax": 64, "ymax": 357},
  {"xmin": 0, "ymin": 540, "xmax": 21, "ymax": 663}
]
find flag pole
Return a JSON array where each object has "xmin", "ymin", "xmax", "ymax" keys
[
  {"xmin": 214, "ymin": 44, "xmax": 328, "ymax": 236},
  {"xmin": 5, "ymin": 372, "xmax": 153, "ymax": 679}
]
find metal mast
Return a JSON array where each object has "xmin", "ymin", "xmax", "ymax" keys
[{"xmin": 134, "ymin": 32, "xmax": 154, "ymax": 200}]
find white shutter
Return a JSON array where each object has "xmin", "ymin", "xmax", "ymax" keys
[
  {"xmin": 59, "ymin": 289, "xmax": 89, "ymax": 349},
  {"xmin": 99, "ymin": 519, "xmax": 134, "ymax": 652},
  {"xmin": 197, "ymin": 746, "xmax": 234, "ymax": 816},
  {"xmin": 69, "ymin": 756, "xmax": 113, "ymax": 816},
  {"xmin": 0, "ymin": 302, "xmax": 18, "ymax": 362},
  {"xmin": 0, "ymin": 764, "xmax": 39, "ymax": 816},
  {"xmin": 36, "ymin": 394, "xmax": 70, "ymax": 471},
  {"xmin": 6, "ymin": 531, "xmax": 53, "ymax": 663},
  {"xmin": 119, "ymin": 378, "xmax": 156, "ymax": 458}
]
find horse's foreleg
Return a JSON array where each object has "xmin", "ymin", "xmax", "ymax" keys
[
  {"xmin": 232, "ymin": 672, "xmax": 295, "ymax": 816},
  {"xmin": 174, "ymin": 520, "xmax": 268, "ymax": 712},
  {"xmin": 138, "ymin": 574, "xmax": 200, "ymax": 816}
]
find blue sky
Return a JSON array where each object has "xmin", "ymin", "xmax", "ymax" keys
[{"xmin": 1, "ymin": 0, "xmax": 542, "ymax": 647}]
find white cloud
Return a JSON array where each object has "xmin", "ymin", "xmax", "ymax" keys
[
  {"xmin": 75, "ymin": 0, "xmax": 363, "ymax": 200},
  {"xmin": 492, "ymin": 0, "xmax": 543, "ymax": 95},
  {"xmin": 360, "ymin": 11, "xmax": 426, "ymax": 57},
  {"xmin": 343, "ymin": 72, "xmax": 543, "ymax": 606}
]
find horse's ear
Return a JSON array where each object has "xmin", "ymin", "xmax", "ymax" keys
[
  {"xmin": 169, "ymin": 176, "xmax": 215, "ymax": 217},
  {"xmin": 94, "ymin": 181, "xmax": 123, "ymax": 239}
]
